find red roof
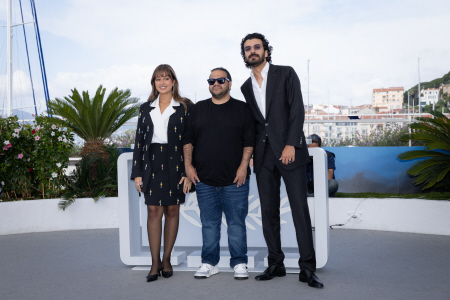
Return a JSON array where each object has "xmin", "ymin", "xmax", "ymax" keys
[{"xmin": 373, "ymin": 87, "xmax": 404, "ymax": 92}]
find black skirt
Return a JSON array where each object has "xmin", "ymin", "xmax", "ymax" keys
[{"xmin": 144, "ymin": 143, "xmax": 185, "ymax": 206}]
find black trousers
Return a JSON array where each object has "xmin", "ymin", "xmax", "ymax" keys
[{"xmin": 256, "ymin": 142, "xmax": 316, "ymax": 272}]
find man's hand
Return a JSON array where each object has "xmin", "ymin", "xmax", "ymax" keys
[
  {"xmin": 185, "ymin": 164, "xmax": 200, "ymax": 185},
  {"xmin": 233, "ymin": 166, "xmax": 247, "ymax": 187},
  {"xmin": 179, "ymin": 176, "xmax": 193, "ymax": 194},
  {"xmin": 280, "ymin": 145, "xmax": 295, "ymax": 165},
  {"xmin": 134, "ymin": 177, "xmax": 142, "ymax": 193}
]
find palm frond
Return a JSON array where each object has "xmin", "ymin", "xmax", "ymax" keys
[
  {"xmin": 399, "ymin": 110, "xmax": 450, "ymax": 190},
  {"xmin": 47, "ymin": 84, "xmax": 140, "ymax": 152},
  {"xmin": 398, "ymin": 150, "xmax": 448, "ymax": 160}
]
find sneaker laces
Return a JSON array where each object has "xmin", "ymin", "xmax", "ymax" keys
[
  {"xmin": 234, "ymin": 263, "xmax": 247, "ymax": 271},
  {"xmin": 199, "ymin": 263, "xmax": 211, "ymax": 272}
]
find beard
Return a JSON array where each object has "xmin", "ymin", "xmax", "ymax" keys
[
  {"xmin": 209, "ymin": 85, "xmax": 229, "ymax": 99},
  {"xmin": 245, "ymin": 53, "xmax": 265, "ymax": 68}
]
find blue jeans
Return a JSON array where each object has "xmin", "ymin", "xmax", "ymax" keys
[{"xmin": 195, "ymin": 181, "xmax": 249, "ymax": 267}]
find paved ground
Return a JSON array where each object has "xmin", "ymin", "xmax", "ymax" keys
[{"xmin": 0, "ymin": 228, "xmax": 449, "ymax": 300}]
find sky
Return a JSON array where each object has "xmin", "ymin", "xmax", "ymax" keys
[{"xmin": 0, "ymin": 0, "xmax": 449, "ymax": 116}]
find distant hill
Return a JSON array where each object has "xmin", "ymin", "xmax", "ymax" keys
[
  {"xmin": 0, "ymin": 109, "xmax": 35, "ymax": 120},
  {"xmin": 404, "ymin": 70, "xmax": 450, "ymax": 105}
]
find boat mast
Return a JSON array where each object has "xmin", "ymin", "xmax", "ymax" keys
[{"xmin": 7, "ymin": 0, "xmax": 12, "ymax": 117}]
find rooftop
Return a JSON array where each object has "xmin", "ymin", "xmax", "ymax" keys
[{"xmin": 373, "ymin": 87, "xmax": 405, "ymax": 92}]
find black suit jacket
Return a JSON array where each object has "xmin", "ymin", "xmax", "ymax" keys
[
  {"xmin": 240, "ymin": 64, "xmax": 310, "ymax": 173},
  {"xmin": 130, "ymin": 101, "xmax": 193, "ymax": 193}
]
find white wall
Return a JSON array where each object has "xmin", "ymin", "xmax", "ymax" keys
[
  {"xmin": 0, "ymin": 197, "xmax": 448, "ymax": 236},
  {"xmin": 0, "ymin": 197, "xmax": 118, "ymax": 235}
]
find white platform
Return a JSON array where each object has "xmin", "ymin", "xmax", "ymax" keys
[
  {"xmin": 187, "ymin": 250, "xmax": 258, "ymax": 268},
  {"xmin": 263, "ymin": 253, "xmax": 300, "ymax": 269},
  {"xmin": 118, "ymin": 149, "xmax": 330, "ymax": 268}
]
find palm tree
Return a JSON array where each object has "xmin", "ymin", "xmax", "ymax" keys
[
  {"xmin": 398, "ymin": 110, "xmax": 450, "ymax": 190},
  {"xmin": 47, "ymin": 85, "xmax": 139, "ymax": 158}
]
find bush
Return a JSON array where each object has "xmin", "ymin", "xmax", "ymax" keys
[
  {"xmin": 323, "ymin": 123, "xmax": 422, "ymax": 147},
  {"xmin": 58, "ymin": 145, "xmax": 119, "ymax": 210},
  {"xmin": 0, "ymin": 115, "xmax": 74, "ymax": 200},
  {"xmin": 398, "ymin": 110, "xmax": 450, "ymax": 190},
  {"xmin": 69, "ymin": 143, "xmax": 82, "ymax": 157},
  {"xmin": 106, "ymin": 129, "xmax": 135, "ymax": 148}
]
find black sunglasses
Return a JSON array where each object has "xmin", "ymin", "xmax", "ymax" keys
[
  {"xmin": 207, "ymin": 77, "xmax": 230, "ymax": 85},
  {"xmin": 244, "ymin": 44, "xmax": 262, "ymax": 52}
]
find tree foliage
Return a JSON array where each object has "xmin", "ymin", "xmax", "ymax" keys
[
  {"xmin": 58, "ymin": 145, "xmax": 119, "ymax": 210},
  {"xmin": 398, "ymin": 110, "xmax": 450, "ymax": 190},
  {"xmin": 403, "ymin": 70, "xmax": 450, "ymax": 106},
  {"xmin": 47, "ymin": 85, "xmax": 139, "ymax": 157}
]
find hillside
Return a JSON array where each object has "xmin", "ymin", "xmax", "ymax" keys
[{"xmin": 403, "ymin": 70, "xmax": 450, "ymax": 105}]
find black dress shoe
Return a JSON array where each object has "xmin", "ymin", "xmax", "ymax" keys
[
  {"xmin": 299, "ymin": 269, "xmax": 324, "ymax": 288},
  {"xmin": 255, "ymin": 264, "xmax": 286, "ymax": 281}
]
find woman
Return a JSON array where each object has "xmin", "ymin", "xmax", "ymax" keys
[{"xmin": 130, "ymin": 64, "xmax": 193, "ymax": 282}]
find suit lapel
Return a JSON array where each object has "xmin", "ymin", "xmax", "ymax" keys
[
  {"xmin": 265, "ymin": 64, "xmax": 278, "ymax": 117},
  {"xmin": 243, "ymin": 79, "xmax": 265, "ymax": 122},
  {"xmin": 168, "ymin": 105, "xmax": 183, "ymax": 129}
]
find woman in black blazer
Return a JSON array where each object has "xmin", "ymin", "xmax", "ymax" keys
[{"xmin": 131, "ymin": 64, "xmax": 193, "ymax": 282}]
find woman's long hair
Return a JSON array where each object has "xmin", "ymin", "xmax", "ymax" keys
[{"xmin": 147, "ymin": 64, "xmax": 193, "ymax": 110}]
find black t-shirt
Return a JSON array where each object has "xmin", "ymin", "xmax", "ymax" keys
[{"xmin": 183, "ymin": 97, "xmax": 255, "ymax": 186}]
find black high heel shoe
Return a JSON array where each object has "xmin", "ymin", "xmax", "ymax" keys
[
  {"xmin": 161, "ymin": 260, "xmax": 173, "ymax": 278},
  {"xmin": 146, "ymin": 264, "xmax": 163, "ymax": 282},
  {"xmin": 161, "ymin": 268, "xmax": 173, "ymax": 278}
]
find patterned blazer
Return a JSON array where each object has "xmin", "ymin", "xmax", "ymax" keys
[{"xmin": 130, "ymin": 101, "xmax": 192, "ymax": 193}]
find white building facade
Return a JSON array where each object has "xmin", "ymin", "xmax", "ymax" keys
[{"xmin": 420, "ymin": 88, "xmax": 440, "ymax": 107}]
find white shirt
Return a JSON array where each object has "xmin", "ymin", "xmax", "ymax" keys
[
  {"xmin": 250, "ymin": 62, "xmax": 270, "ymax": 119},
  {"xmin": 149, "ymin": 96, "xmax": 179, "ymax": 144}
]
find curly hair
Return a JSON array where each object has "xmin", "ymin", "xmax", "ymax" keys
[{"xmin": 240, "ymin": 33, "xmax": 273, "ymax": 68}]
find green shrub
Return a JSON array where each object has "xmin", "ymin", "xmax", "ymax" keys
[
  {"xmin": 0, "ymin": 115, "xmax": 74, "ymax": 200},
  {"xmin": 398, "ymin": 110, "xmax": 450, "ymax": 190},
  {"xmin": 323, "ymin": 123, "xmax": 422, "ymax": 147},
  {"xmin": 58, "ymin": 145, "xmax": 119, "ymax": 210},
  {"xmin": 107, "ymin": 129, "xmax": 135, "ymax": 148}
]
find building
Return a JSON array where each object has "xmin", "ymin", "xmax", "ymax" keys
[
  {"xmin": 372, "ymin": 87, "xmax": 404, "ymax": 111},
  {"xmin": 440, "ymin": 84, "xmax": 450, "ymax": 99},
  {"xmin": 419, "ymin": 88, "xmax": 440, "ymax": 108}
]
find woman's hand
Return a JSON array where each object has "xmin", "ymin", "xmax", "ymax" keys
[
  {"xmin": 134, "ymin": 177, "xmax": 143, "ymax": 193},
  {"xmin": 179, "ymin": 176, "xmax": 192, "ymax": 194}
]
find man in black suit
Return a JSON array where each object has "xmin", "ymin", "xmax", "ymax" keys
[{"xmin": 239, "ymin": 33, "xmax": 323, "ymax": 288}]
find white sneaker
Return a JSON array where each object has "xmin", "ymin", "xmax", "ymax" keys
[
  {"xmin": 234, "ymin": 263, "xmax": 248, "ymax": 280},
  {"xmin": 194, "ymin": 263, "xmax": 219, "ymax": 279}
]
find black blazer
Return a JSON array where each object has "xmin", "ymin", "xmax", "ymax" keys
[
  {"xmin": 240, "ymin": 64, "xmax": 310, "ymax": 173},
  {"xmin": 130, "ymin": 101, "xmax": 193, "ymax": 193}
]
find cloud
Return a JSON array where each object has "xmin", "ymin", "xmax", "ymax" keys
[
  {"xmin": 50, "ymin": 64, "xmax": 157, "ymax": 100},
  {"xmin": 1, "ymin": 0, "xmax": 450, "ymax": 110}
]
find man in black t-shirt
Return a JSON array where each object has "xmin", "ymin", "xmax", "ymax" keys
[{"xmin": 183, "ymin": 67, "xmax": 255, "ymax": 280}]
